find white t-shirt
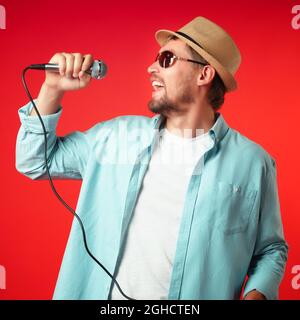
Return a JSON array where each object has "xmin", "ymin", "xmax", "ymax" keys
[{"xmin": 110, "ymin": 127, "xmax": 213, "ymax": 299}]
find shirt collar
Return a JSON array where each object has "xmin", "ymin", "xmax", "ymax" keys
[
  {"xmin": 208, "ymin": 113, "xmax": 230, "ymax": 143},
  {"xmin": 151, "ymin": 112, "xmax": 230, "ymax": 143},
  {"xmin": 151, "ymin": 114, "xmax": 164, "ymax": 130}
]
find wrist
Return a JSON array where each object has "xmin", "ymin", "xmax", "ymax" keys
[
  {"xmin": 41, "ymin": 82, "xmax": 64, "ymax": 99},
  {"xmin": 31, "ymin": 83, "xmax": 64, "ymax": 116}
]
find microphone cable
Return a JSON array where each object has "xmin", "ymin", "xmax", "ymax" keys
[{"xmin": 22, "ymin": 66, "xmax": 135, "ymax": 301}]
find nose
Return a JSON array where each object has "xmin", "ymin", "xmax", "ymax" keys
[{"xmin": 147, "ymin": 60, "xmax": 159, "ymax": 74}]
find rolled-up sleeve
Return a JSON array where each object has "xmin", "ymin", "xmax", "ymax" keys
[
  {"xmin": 16, "ymin": 101, "xmax": 92, "ymax": 180},
  {"xmin": 243, "ymin": 158, "xmax": 288, "ymax": 300}
]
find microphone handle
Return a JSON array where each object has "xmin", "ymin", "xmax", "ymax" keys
[
  {"xmin": 29, "ymin": 60, "xmax": 107, "ymax": 80},
  {"xmin": 30, "ymin": 63, "xmax": 93, "ymax": 75}
]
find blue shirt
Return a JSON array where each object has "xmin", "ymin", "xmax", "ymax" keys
[{"xmin": 16, "ymin": 102, "xmax": 288, "ymax": 300}]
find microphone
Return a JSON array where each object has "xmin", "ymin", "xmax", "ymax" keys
[{"xmin": 29, "ymin": 60, "xmax": 107, "ymax": 80}]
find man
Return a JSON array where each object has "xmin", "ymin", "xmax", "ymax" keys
[{"xmin": 16, "ymin": 17, "xmax": 288, "ymax": 300}]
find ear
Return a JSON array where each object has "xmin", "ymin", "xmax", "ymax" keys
[{"xmin": 197, "ymin": 65, "xmax": 215, "ymax": 87}]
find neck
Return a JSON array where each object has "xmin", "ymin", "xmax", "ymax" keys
[{"xmin": 164, "ymin": 102, "xmax": 216, "ymax": 138}]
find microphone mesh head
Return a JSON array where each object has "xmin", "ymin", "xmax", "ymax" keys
[{"xmin": 91, "ymin": 60, "xmax": 107, "ymax": 79}]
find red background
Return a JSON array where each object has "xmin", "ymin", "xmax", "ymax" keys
[{"xmin": 0, "ymin": 0, "xmax": 299, "ymax": 299}]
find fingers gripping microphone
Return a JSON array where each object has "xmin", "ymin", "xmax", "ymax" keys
[{"xmin": 29, "ymin": 60, "xmax": 108, "ymax": 79}]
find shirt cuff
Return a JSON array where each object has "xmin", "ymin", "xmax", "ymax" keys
[
  {"xmin": 243, "ymin": 271, "xmax": 280, "ymax": 300},
  {"xmin": 18, "ymin": 100, "xmax": 62, "ymax": 133}
]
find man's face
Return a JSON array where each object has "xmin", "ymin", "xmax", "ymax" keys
[{"xmin": 147, "ymin": 39, "xmax": 199, "ymax": 116}]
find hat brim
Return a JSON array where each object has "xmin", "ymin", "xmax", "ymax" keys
[{"xmin": 155, "ymin": 29, "xmax": 237, "ymax": 92}]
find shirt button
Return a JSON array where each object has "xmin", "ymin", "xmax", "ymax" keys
[{"xmin": 234, "ymin": 186, "xmax": 241, "ymax": 193}]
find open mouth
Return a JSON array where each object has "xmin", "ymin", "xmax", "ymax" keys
[{"xmin": 152, "ymin": 80, "xmax": 164, "ymax": 91}]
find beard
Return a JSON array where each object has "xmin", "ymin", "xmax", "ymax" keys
[
  {"xmin": 148, "ymin": 96, "xmax": 179, "ymax": 115},
  {"xmin": 148, "ymin": 88, "xmax": 195, "ymax": 116}
]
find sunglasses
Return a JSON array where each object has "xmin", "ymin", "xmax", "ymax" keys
[{"xmin": 155, "ymin": 50, "xmax": 207, "ymax": 68}]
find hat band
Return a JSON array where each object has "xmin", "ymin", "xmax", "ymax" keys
[{"xmin": 175, "ymin": 31, "xmax": 204, "ymax": 49}]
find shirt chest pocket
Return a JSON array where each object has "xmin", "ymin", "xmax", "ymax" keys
[{"xmin": 211, "ymin": 181, "xmax": 258, "ymax": 235}]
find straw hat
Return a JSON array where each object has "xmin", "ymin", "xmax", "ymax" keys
[{"xmin": 155, "ymin": 16, "xmax": 241, "ymax": 91}]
